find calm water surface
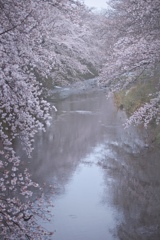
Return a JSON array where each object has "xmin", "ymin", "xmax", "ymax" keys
[{"xmin": 19, "ymin": 89, "xmax": 160, "ymax": 240}]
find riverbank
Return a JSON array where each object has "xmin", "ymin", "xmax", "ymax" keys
[
  {"xmin": 113, "ymin": 76, "xmax": 160, "ymax": 148},
  {"xmin": 46, "ymin": 77, "xmax": 104, "ymax": 102},
  {"xmin": 45, "ymin": 76, "xmax": 160, "ymax": 149}
]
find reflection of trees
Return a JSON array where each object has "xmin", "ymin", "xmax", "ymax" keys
[
  {"xmin": 13, "ymin": 90, "xmax": 156, "ymax": 239},
  {"xmin": 16, "ymin": 92, "xmax": 117, "ymax": 197},
  {"xmin": 16, "ymin": 91, "xmax": 144, "ymax": 199},
  {"xmin": 101, "ymin": 145, "xmax": 160, "ymax": 240},
  {"xmin": 15, "ymin": 90, "xmax": 151, "ymax": 238},
  {"xmin": 16, "ymin": 91, "xmax": 147, "ymax": 201}
]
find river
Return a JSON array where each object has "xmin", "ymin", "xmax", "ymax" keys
[{"xmin": 17, "ymin": 87, "xmax": 160, "ymax": 240}]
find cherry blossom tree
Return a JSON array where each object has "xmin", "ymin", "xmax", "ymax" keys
[
  {"xmin": 100, "ymin": 0, "xmax": 160, "ymax": 126},
  {"xmin": 0, "ymin": 0, "xmax": 103, "ymax": 238},
  {"xmin": 0, "ymin": 0, "xmax": 57, "ymax": 237},
  {"xmin": 41, "ymin": 4, "xmax": 104, "ymax": 86}
]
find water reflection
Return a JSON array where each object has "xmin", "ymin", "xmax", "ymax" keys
[
  {"xmin": 50, "ymin": 164, "xmax": 120, "ymax": 240},
  {"xmin": 101, "ymin": 146, "xmax": 160, "ymax": 240},
  {"xmin": 16, "ymin": 90, "xmax": 160, "ymax": 239}
]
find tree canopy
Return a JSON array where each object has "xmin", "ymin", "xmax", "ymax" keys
[
  {"xmin": 1, "ymin": 0, "xmax": 160, "ymax": 238},
  {"xmin": 100, "ymin": 0, "xmax": 160, "ymax": 126},
  {"xmin": 0, "ymin": 0, "xmax": 104, "ymax": 238}
]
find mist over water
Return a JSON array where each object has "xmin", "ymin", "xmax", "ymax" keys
[{"xmin": 17, "ymin": 89, "xmax": 160, "ymax": 240}]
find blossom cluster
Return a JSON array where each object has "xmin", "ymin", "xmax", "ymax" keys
[
  {"xmin": 99, "ymin": 0, "xmax": 160, "ymax": 126},
  {"xmin": 0, "ymin": 0, "xmax": 104, "ymax": 238}
]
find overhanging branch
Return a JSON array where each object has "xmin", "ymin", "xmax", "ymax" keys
[{"xmin": 0, "ymin": 10, "xmax": 33, "ymax": 36}]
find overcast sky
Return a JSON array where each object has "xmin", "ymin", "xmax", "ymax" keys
[{"xmin": 83, "ymin": 0, "xmax": 108, "ymax": 10}]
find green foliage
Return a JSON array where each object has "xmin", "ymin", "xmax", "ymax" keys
[
  {"xmin": 114, "ymin": 75, "xmax": 158, "ymax": 116},
  {"xmin": 114, "ymin": 72, "xmax": 160, "ymax": 146}
]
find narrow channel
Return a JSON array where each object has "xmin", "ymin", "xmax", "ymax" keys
[{"xmin": 17, "ymin": 88, "xmax": 160, "ymax": 240}]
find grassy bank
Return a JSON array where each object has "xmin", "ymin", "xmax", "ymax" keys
[{"xmin": 114, "ymin": 73, "xmax": 160, "ymax": 146}]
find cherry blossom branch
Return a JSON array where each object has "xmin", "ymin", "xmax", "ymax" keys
[{"xmin": 0, "ymin": 10, "xmax": 32, "ymax": 36}]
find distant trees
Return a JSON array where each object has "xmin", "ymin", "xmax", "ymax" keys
[
  {"xmin": 100, "ymin": 0, "xmax": 160, "ymax": 126},
  {"xmin": 0, "ymin": 0, "xmax": 104, "ymax": 238}
]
